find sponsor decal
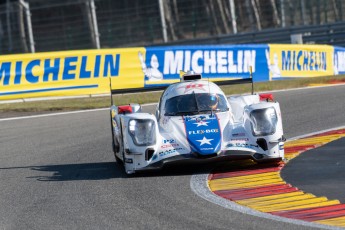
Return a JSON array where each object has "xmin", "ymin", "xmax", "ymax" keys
[
  {"xmin": 178, "ymin": 83, "xmax": 206, "ymax": 93},
  {"xmin": 232, "ymin": 133, "xmax": 246, "ymax": 137},
  {"xmin": 196, "ymin": 136, "xmax": 213, "ymax": 146},
  {"xmin": 193, "ymin": 120, "xmax": 209, "ymax": 127},
  {"xmin": 184, "ymin": 115, "xmax": 212, "ymax": 122},
  {"xmin": 188, "ymin": 129, "xmax": 219, "ymax": 135},
  {"xmin": 159, "ymin": 147, "xmax": 184, "ymax": 157},
  {"xmin": 279, "ymin": 143, "xmax": 284, "ymax": 150},
  {"xmin": 200, "ymin": 147, "xmax": 214, "ymax": 151},
  {"xmin": 161, "ymin": 143, "xmax": 180, "ymax": 148},
  {"xmin": 184, "ymin": 115, "xmax": 221, "ymax": 155},
  {"xmin": 162, "ymin": 139, "xmax": 176, "ymax": 144},
  {"xmin": 227, "ymin": 143, "xmax": 258, "ymax": 149},
  {"xmin": 230, "ymin": 138, "xmax": 249, "ymax": 142}
]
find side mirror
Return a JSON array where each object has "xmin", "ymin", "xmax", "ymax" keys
[{"xmin": 130, "ymin": 103, "xmax": 141, "ymax": 113}]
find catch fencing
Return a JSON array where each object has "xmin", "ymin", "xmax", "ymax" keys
[{"xmin": 1, "ymin": 0, "xmax": 345, "ymax": 54}]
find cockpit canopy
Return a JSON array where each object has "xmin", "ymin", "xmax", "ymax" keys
[{"xmin": 165, "ymin": 93, "xmax": 229, "ymax": 116}]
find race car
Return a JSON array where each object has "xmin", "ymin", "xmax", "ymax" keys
[{"xmin": 110, "ymin": 71, "xmax": 285, "ymax": 174}]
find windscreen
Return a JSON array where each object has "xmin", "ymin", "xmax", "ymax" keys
[{"xmin": 165, "ymin": 93, "xmax": 228, "ymax": 116}]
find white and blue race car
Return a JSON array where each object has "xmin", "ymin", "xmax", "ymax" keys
[{"xmin": 110, "ymin": 72, "xmax": 285, "ymax": 174}]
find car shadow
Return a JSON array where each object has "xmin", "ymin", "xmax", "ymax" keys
[
  {"xmin": 27, "ymin": 161, "xmax": 224, "ymax": 181},
  {"xmin": 28, "ymin": 162, "xmax": 127, "ymax": 181},
  {"xmin": 3, "ymin": 159, "xmax": 276, "ymax": 181}
]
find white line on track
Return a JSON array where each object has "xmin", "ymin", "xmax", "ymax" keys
[
  {"xmin": 287, "ymin": 125, "xmax": 345, "ymax": 141},
  {"xmin": 0, "ymin": 108, "xmax": 109, "ymax": 122},
  {"xmin": 190, "ymin": 126, "xmax": 345, "ymax": 230},
  {"xmin": 0, "ymin": 103, "xmax": 159, "ymax": 122},
  {"xmin": 260, "ymin": 82, "xmax": 345, "ymax": 94}
]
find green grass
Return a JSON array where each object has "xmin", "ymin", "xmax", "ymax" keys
[{"xmin": 1, "ymin": 75, "xmax": 344, "ymax": 113}]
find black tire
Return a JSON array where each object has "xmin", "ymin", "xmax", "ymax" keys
[
  {"xmin": 115, "ymin": 153, "xmax": 123, "ymax": 165},
  {"xmin": 118, "ymin": 127, "xmax": 126, "ymax": 166},
  {"xmin": 110, "ymin": 115, "xmax": 122, "ymax": 164},
  {"xmin": 113, "ymin": 138, "xmax": 122, "ymax": 164}
]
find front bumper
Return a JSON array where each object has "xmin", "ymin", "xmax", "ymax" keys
[{"xmin": 132, "ymin": 150, "xmax": 282, "ymax": 172}]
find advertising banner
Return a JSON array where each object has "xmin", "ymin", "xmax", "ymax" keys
[
  {"xmin": 267, "ymin": 44, "xmax": 334, "ymax": 80},
  {"xmin": 0, "ymin": 48, "xmax": 145, "ymax": 100},
  {"xmin": 0, "ymin": 44, "xmax": 340, "ymax": 101},
  {"xmin": 142, "ymin": 45, "xmax": 270, "ymax": 88},
  {"xmin": 333, "ymin": 46, "xmax": 345, "ymax": 75}
]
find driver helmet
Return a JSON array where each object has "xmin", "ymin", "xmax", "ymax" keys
[
  {"xmin": 197, "ymin": 93, "xmax": 219, "ymax": 110},
  {"xmin": 208, "ymin": 94, "xmax": 219, "ymax": 110}
]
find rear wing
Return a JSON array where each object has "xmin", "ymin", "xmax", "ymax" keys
[
  {"xmin": 109, "ymin": 68, "xmax": 254, "ymax": 105},
  {"xmin": 212, "ymin": 77, "xmax": 254, "ymax": 95}
]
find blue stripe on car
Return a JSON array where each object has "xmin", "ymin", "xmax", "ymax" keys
[{"xmin": 184, "ymin": 115, "xmax": 221, "ymax": 155}]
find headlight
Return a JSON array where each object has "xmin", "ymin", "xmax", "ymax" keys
[
  {"xmin": 250, "ymin": 107, "xmax": 277, "ymax": 136},
  {"xmin": 128, "ymin": 119, "xmax": 156, "ymax": 146}
]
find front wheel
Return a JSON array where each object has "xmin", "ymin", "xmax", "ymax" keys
[{"xmin": 110, "ymin": 116, "xmax": 122, "ymax": 164}]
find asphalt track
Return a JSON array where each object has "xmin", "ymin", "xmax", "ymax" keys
[
  {"xmin": 281, "ymin": 137, "xmax": 345, "ymax": 204},
  {"xmin": 0, "ymin": 84, "xmax": 345, "ymax": 229}
]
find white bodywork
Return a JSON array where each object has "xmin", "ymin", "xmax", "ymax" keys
[{"xmin": 110, "ymin": 80, "xmax": 284, "ymax": 174}]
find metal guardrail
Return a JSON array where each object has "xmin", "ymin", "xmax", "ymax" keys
[{"xmin": 161, "ymin": 21, "xmax": 345, "ymax": 47}]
